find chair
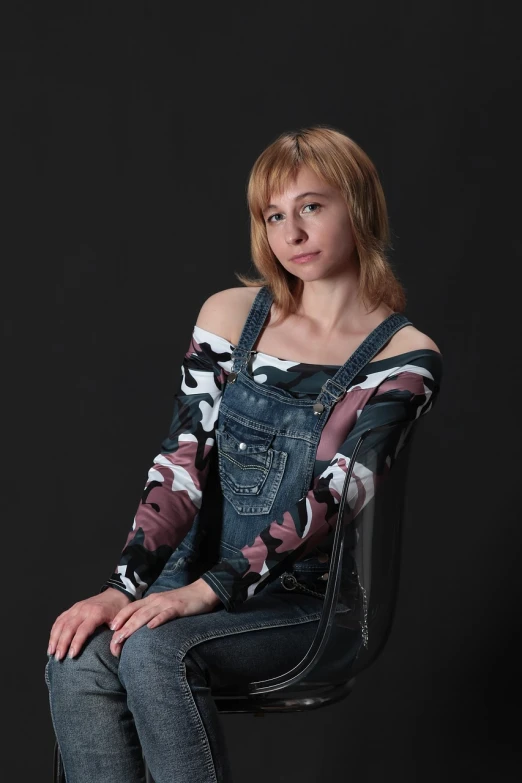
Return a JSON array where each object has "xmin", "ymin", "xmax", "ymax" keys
[{"xmin": 53, "ymin": 419, "xmax": 418, "ymax": 783}]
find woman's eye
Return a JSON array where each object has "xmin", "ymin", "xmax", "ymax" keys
[
  {"xmin": 266, "ymin": 213, "xmax": 283, "ymax": 224},
  {"xmin": 266, "ymin": 204, "xmax": 320, "ymax": 224}
]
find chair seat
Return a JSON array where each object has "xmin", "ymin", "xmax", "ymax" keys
[{"xmin": 214, "ymin": 676, "xmax": 357, "ymax": 713}]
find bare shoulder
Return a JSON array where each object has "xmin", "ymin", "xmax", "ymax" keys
[
  {"xmin": 195, "ymin": 286, "xmax": 262, "ymax": 344},
  {"xmin": 392, "ymin": 324, "xmax": 442, "ymax": 355}
]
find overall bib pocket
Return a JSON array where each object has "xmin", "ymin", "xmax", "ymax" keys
[{"xmin": 216, "ymin": 414, "xmax": 288, "ymax": 515}]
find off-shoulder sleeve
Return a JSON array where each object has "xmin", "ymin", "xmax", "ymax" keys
[
  {"xmin": 201, "ymin": 353, "xmax": 443, "ymax": 610},
  {"xmin": 101, "ymin": 326, "xmax": 232, "ymax": 600}
]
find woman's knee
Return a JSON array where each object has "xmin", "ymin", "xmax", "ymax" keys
[
  {"xmin": 45, "ymin": 625, "xmax": 115, "ymax": 700},
  {"xmin": 118, "ymin": 623, "xmax": 162, "ymax": 694},
  {"xmin": 118, "ymin": 620, "xmax": 204, "ymax": 697}
]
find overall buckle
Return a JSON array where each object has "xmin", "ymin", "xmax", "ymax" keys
[{"xmin": 321, "ymin": 378, "xmax": 346, "ymax": 402}]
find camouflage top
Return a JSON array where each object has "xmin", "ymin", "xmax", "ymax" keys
[{"xmin": 103, "ymin": 325, "xmax": 443, "ymax": 609}]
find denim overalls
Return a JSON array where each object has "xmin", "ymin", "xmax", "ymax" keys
[
  {"xmin": 46, "ymin": 288, "xmax": 413, "ymax": 783},
  {"xmin": 149, "ymin": 286, "xmax": 412, "ymax": 609}
]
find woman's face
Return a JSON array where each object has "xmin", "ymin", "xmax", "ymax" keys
[{"xmin": 262, "ymin": 165, "xmax": 356, "ymax": 281}]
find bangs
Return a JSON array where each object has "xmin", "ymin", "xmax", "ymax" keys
[
  {"xmin": 238, "ymin": 125, "xmax": 404, "ymax": 317},
  {"xmin": 247, "ymin": 135, "xmax": 331, "ymax": 220}
]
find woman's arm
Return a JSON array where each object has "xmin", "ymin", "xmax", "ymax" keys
[
  {"xmin": 201, "ymin": 354, "xmax": 443, "ymax": 610},
  {"xmin": 101, "ymin": 325, "xmax": 228, "ymax": 601}
]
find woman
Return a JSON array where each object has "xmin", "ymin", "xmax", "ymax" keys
[{"xmin": 46, "ymin": 125, "xmax": 443, "ymax": 782}]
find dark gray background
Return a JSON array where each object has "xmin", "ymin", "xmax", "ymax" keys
[{"xmin": 3, "ymin": 2, "xmax": 521, "ymax": 781}]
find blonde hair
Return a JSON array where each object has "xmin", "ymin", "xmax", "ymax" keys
[{"xmin": 235, "ymin": 125, "xmax": 406, "ymax": 321}]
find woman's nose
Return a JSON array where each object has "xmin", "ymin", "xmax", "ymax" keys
[{"xmin": 284, "ymin": 219, "xmax": 307, "ymax": 244}]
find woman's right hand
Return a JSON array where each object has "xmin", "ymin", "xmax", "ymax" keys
[{"xmin": 47, "ymin": 588, "xmax": 132, "ymax": 661}]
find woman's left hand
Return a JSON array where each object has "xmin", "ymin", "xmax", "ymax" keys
[{"xmin": 109, "ymin": 578, "xmax": 221, "ymax": 657}]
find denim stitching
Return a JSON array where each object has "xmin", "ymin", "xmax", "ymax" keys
[
  {"xmin": 45, "ymin": 655, "xmax": 68, "ymax": 783},
  {"xmin": 219, "ymin": 404, "xmax": 279, "ymax": 434},
  {"xmin": 219, "ymin": 541, "xmax": 241, "ymax": 554},
  {"xmin": 221, "ymin": 401, "xmax": 317, "ymax": 441},
  {"xmin": 219, "ymin": 449, "xmax": 272, "ymax": 477},
  {"xmin": 219, "ymin": 448, "xmax": 288, "ymax": 515},
  {"xmin": 175, "ymin": 609, "xmax": 325, "ymax": 662},
  {"xmin": 202, "ymin": 572, "xmax": 233, "ymax": 607},
  {"xmin": 230, "ymin": 372, "xmax": 321, "ymax": 408},
  {"xmin": 177, "ymin": 658, "xmax": 219, "ymax": 783}
]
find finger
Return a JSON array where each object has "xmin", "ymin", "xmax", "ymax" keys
[
  {"xmin": 147, "ymin": 608, "xmax": 179, "ymax": 628},
  {"xmin": 109, "ymin": 602, "xmax": 176, "ymax": 656},
  {"xmin": 53, "ymin": 623, "xmax": 78, "ymax": 661},
  {"xmin": 48, "ymin": 604, "xmax": 83, "ymax": 655},
  {"xmin": 48, "ymin": 618, "xmax": 67, "ymax": 655},
  {"xmin": 110, "ymin": 599, "xmax": 145, "ymax": 631},
  {"xmin": 109, "ymin": 606, "xmax": 158, "ymax": 655},
  {"xmin": 67, "ymin": 619, "xmax": 101, "ymax": 659}
]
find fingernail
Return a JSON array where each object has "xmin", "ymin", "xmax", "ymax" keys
[
  {"xmin": 55, "ymin": 650, "xmax": 61, "ymax": 661},
  {"xmin": 47, "ymin": 645, "xmax": 53, "ymax": 655},
  {"xmin": 68, "ymin": 648, "xmax": 75, "ymax": 658},
  {"xmin": 110, "ymin": 622, "xmax": 116, "ymax": 630}
]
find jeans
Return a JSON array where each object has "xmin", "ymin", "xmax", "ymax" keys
[
  {"xmin": 46, "ymin": 578, "xmax": 361, "ymax": 783},
  {"xmin": 46, "ymin": 281, "xmax": 385, "ymax": 782}
]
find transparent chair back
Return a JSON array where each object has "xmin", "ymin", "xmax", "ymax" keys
[{"xmin": 245, "ymin": 418, "xmax": 418, "ymax": 698}]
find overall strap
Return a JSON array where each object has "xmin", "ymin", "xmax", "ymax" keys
[
  {"xmin": 312, "ymin": 312, "xmax": 413, "ymax": 415},
  {"xmin": 231, "ymin": 286, "xmax": 274, "ymax": 373},
  {"xmin": 230, "ymin": 286, "xmax": 413, "ymax": 405}
]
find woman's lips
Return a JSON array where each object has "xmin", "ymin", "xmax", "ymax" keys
[{"xmin": 290, "ymin": 251, "xmax": 320, "ymax": 263}]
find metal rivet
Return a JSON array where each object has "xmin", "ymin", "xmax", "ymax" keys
[
  {"xmin": 228, "ymin": 372, "xmax": 237, "ymax": 383},
  {"xmin": 239, "ymin": 442, "xmax": 247, "ymax": 450},
  {"xmin": 313, "ymin": 402, "xmax": 324, "ymax": 415}
]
